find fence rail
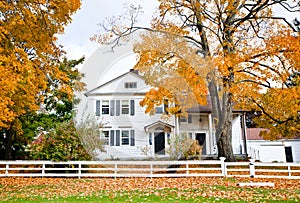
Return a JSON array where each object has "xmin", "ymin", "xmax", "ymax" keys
[{"xmin": 0, "ymin": 159, "xmax": 300, "ymax": 179}]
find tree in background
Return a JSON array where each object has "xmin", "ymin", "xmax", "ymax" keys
[
  {"xmin": 0, "ymin": 57, "xmax": 85, "ymax": 160},
  {"xmin": 29, "ymin": 115, "xmax": 105, "ymax": 161},
  {"xmin": 76, "ymin": 115, "xmax": 105, "ymax": 160},
  {"xmin": 29, "ymin": 120, "xmax": 91, "ymax": 161},
  {"xmin": 94, "ymin": 1, "xmax": 300, "ymax": 161},
  {"xmin": 240, "ymin": 32, "xmax": 300, "ymax": 140},
  {"xmin": 0, "ymin": 0, "xmax": 81, "ymax": 159}
]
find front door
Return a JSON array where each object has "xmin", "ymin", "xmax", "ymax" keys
[
  {"xmin": 285, "ymin": 146, "xmax": 294, "ymax": 162},
  {"xmin": 196, "ymin": 133, "xmax": 206, "ymax": 155},
  {"xmin": 154, "ymin": 132, "xmax": 165, "ymax": 155}
]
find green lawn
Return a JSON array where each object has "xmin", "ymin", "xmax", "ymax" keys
[{"xmin": 1, "ymin": 177, "xmax": 299, "ymax": 202}]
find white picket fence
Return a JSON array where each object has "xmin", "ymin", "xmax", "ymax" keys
[{"xmin": 1, "ymin": 159, "xmax": 300, "ymax": 179}]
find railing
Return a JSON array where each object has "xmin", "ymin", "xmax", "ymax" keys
[{"xmin": 0, "ymin": 159, "xmax": 300, "ymax": 179}]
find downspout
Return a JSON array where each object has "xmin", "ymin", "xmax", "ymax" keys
[
  {"xmin": 241, "ymin": 112, "xmax": 248, "ymax": 159},
  {"xmin": 175, "ymin": 114, "xmax": 180, "ymax": 135}
]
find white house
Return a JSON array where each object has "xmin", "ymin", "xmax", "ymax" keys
[
  {"xmin": 85, "ymin": 69, "xmax": 247, "ymax": 160},
  {"xmin": 246, "ymin": 128, "xmax": 300, "ymax": 162}
]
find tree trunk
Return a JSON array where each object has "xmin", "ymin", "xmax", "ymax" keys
[
  {"xmin": 217, "ymin": 130, "xmax": 235, "ymax": 161},
  {"xmin": 4, "ymin": 128, "xmax": 14, "ymax": 160},
  {"xmin": 217, "ymin": 90, "xmax": 236, "ymax": 162},
  {"xmin": 208, "ymin": 74, "xmax": 236, "ymax": 162}
]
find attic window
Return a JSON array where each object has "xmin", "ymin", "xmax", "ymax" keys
[{"xmin": 125, "ymin": 82, "xmax": 137, "ymax": 88}]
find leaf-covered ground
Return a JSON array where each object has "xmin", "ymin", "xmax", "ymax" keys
[{"xmin": 1, "ymin": 177, "xmax": 299, "ymax": 202}]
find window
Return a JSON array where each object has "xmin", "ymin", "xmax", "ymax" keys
[
  {"xmin": 179, "ymin": 114, "xmax": 192, "ymax": 123},
  {"xmin": 155, "ymin": 106, "xmax": 163, "ymax": 114},
  {"xmin": 122, "ymin": 130, "xmax": 129, "ymax": 145},
  {"xmin": 121, "ymin": 100, "xmax": 129, "ymax": 114},
  {"xmin": 189, "ymin": 132, "xmax": 193, "ymax": 139},
  {"xmin": 179, "ymin": 117, "xmax": 187, "ymax": 123},
  {"xmin": 188, "ymin": 115, "xmax": 192, "ymax": 123},
  {"xmin": 102, "ymin": 100, "xmax": 109, "ymax": 114},
  {"xmin": 125, "ymin": 82, "xmax": 137, "ymax": 88},
  {"xmin": 109, "ymin": 130, "xmax": 135, "ymax": 146},
  {"xmin": 149, "ymin": 133, "xmax": 152, "ymax": 145},
  {"xmin": 101, "ymin": 131, "xmax": 109, "ymax": 145}
]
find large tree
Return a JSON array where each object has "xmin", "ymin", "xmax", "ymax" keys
[
  {"xmin": 94, "ymin": 1, "xmax": 300, "ymax": 161},
  {"xmin": 0, "ymin": 57, "xmax": 86, "ymax": 160},
  {"xmin": 0, "ymin": 0, "xmax": 81, "ymax": 159},
  {"xmin": 240, "ymin": 32, "xmax": 300, "ymax": 140}
]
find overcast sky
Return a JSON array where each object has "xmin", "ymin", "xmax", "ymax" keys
[
  {"xmin": 57, "ymin": 0, "xmax": 157, "ymax": 60},
  {"xmin": 58, "ymin": 1, "xmax": 298, "ymax": 61}
]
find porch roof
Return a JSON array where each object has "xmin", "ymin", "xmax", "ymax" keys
[{"xmin": 144, "ymin": 121, "xmax": 175, "ymax": 132}]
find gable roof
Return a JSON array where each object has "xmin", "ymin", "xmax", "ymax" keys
[
  {"xmin": 144, "ymin": 121, "xmax": 175, "ymax": 132},
  {"xmin": 85, "ymin": 69, "xmax": 246, "ymax": 113},
  {"xmin": 246, "ymin": 128, "xmax": 267, "ymax": 140},
  {"xmin": 85, "ymin": 69, "xmax": 144, "ymax": 97}
]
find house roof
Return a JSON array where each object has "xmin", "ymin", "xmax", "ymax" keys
[
  {"xmin": 246, "ymin": 128, "xmax": 268, "ymax": 140},
  {"xmin": 85, "ymin": 69, "xmax": 143, "ymax": 97},
  {"xmin": 187, "ymin": 96, "xmax": 245, "ymax": 113},
  {"xmin": 246, "ymin": 128, "xmax": 300, "ymax": 141},
  {"xmin": 85, "ymin": 69, "xmax": 246, "ymax": 113}
]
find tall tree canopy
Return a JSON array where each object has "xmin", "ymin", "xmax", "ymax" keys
[
  {"xmin": 94, "ymin": 1, "xmax": 300, "ymax": 161},
  {"xmin": 0, "ymin": 57, "xmax": 86, "ymax": 160},
  {"xmin": 0, "ymin": 0, "xmax": 81, "ymax": 159}
]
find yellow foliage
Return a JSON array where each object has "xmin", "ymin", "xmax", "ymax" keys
[
  {"xmin": 134, "ymin": 32, "xmax": 209, "ymax": 115},
  {"xmin": 0, "ymin": 0, "xmax": 81, "ymax": 128},
  {"xmin": 96, "ymin": 0, "xmax": 300, "ymax": 141}
]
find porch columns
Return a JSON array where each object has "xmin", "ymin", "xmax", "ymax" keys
[{"xmin": 208, "ymin": 114, "xmax": 214, "ymax": 154}]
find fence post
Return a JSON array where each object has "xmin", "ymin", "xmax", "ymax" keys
[
  {"xmin": 288, "ymin": 165, "xmax": 291, "ymax": 177},
  {"xmin": 114, "ymin": 163, "xmax": 118, "ymax": 179},
  {"xmin": 150, "ymin": 163, "xmax": 153, "ymax": 178},
  {"xmin": 220, "ymin": 157, "xmax": 226, "ymax": 176},
  {"xmin": 186, "ymin": 163, "xmax": 189, "ymax": 174},
  {"xmin": 42, "ymin": 163, "xmax": 45, "ymax": 177},
  {"xmin": 5, "ymin": 164, "xmax": 9, "ymax": 177},
  {"xmin": 78, "ymin": 163, "xmax": 82, "ymax": 179},
  {"xmin": 249, "ymin": 158, "xmax": 255, "ymax": 178}
]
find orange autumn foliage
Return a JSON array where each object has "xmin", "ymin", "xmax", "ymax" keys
[
  {"xmin": 134, "ymin": 32, "xmax": 208, "ymax": 116},
  {"xmin": 95, "ymin": 1, "xmax": 300, "ymax": 160},
  {"xmin": 0, "ymin": 0, "xmax": 81, "ymax": 128}
]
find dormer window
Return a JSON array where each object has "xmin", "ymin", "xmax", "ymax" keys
[{"xmin": 125, "ymin": 82, "xmax": 137, "ymax": 88}]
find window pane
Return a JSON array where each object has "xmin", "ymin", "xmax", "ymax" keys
[
  {"xmin": 121, "ymin": 100, "xmax": 129, "ymax": 114},
  {"xmin": 125, "ymin": 82, "xmax": 137, "ymax": 88},
  {"xmin": 102, "ymin": 100, "xmax": 109, "ymax": 114},
  {"xmin": 102, "ymin": 100, "xmax": 109, "ymax": 105},
  {"xmin": 122, "ymin": 100, "xmax": 129, "ymax": 106},
  {"xmin": 155, "ymin": 107, "xmax": 163, "ymax": 114},
  {"xmin": 149, "ymin": 133, "xmax": 152, "ymax": 145},
  {"xmin": 122, "ymin": 130, "xmax": 129, "ymax": 145},
  {"xmin": 122, "ymin": 108, "xmax": 129, "ymax": 114},
  {"xmin": 179, "ymin": 117, "xmax": 187, "ymax": 122},
  {"xmin": 188, "ymin": 114, "xmax": 192, "ymax": 123},
  {"xmin": 101, "ymin": 131, "xmax": 109, "ymax": 145}
]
